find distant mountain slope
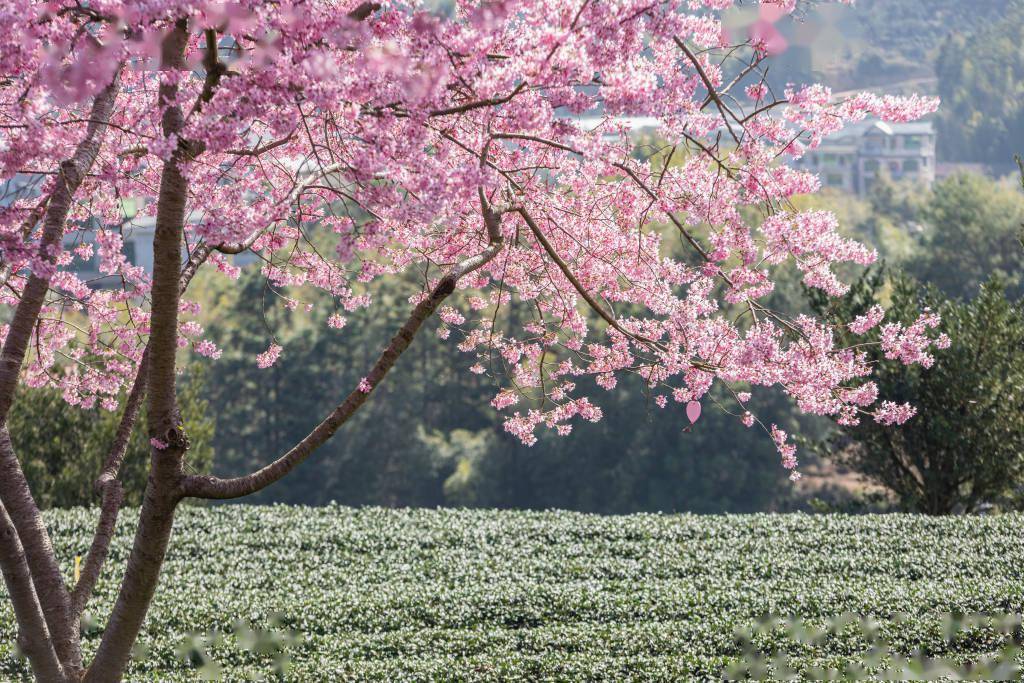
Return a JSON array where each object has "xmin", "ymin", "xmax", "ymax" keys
[
  {"xmin": 850, "ymin": 0, "xmax": 1011, "ymax": 70},
  {"xmin": 739, "ymin": 0, "xmax": 1014, "ymax": 92}
]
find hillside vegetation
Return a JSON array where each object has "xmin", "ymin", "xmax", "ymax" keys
[
  {"xmin": 1, "ymin": 507, "xmax": 1020, "ymax": 680},
  {"xmin": 811, "ymin": 0, "xmax": 1012, "ymax": 90}
]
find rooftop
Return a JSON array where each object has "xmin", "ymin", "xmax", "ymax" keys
[{"xmin": 833, "ymin": 119, "xmax": 934, "ymax": 140}]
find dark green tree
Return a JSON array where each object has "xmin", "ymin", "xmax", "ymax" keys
[
  {"xmin": 810, "ymin": 271, "xmax": 1024, "ymax": 514},
  {"xmin": 201, "ymin": 268, "xmax": 498, "ymax": 507},
  {"xmin": 8, "ymin": 367, "xmax": 214, "ymax": 509},
  {"xmin": 935, "ymin": 3, "xmax": 1024, "ymax": 164},
  {"xmin": 426, "ymin": 377, "xmax": 795, "ymax": 514},
  {"xmin": 906, "ymin": 173, "xmax": 1024, "ymax": 301}
]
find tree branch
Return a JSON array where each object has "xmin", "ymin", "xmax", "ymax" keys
[
  {"xmin": 85, "ymin": 24, "xmax": 191, "ymax": 681},
  {"xmin": 225, "ymin": 132, "xmax": 295, "ymax": 156},
  {"xmin": 185, "ymin": 29, "xmax": 228, "ymax": 122},
  {"xmin": 346, "ymin": 1, "xmax": 381, "ymax": 21},
  {"xmin": 69, "ymin": 481, "xmax": 122, "ymax": 618},
  {"xmin": 429, "ymin": 81, "xmax": 527, "ymax": 117},
  {"xmin": 673, "ymin": 36, "xmax": 741, "ymax": 145},
  {"xmin": 0, "ymin": 67, "xmax": 122, "ymax": 679},
  {"xmin": 0, "ymin": 503, "xmax": 64, "ymax": 682},
  {"xmin": 0, "ymin": 428, "xmax": 80, "ymax": 676},
  {"xmin": 181, "ymin": 201, "xmax": 509, "ymax": 500},
  {"xmin": 515, "ymin": 206, "xmax": 685, "ymax": 360}
]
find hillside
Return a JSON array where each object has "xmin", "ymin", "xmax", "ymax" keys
[
  {"xmin": 842, "ymin": 0, "xmax": 1011, "ymax": 82},
  {"xmin": 749, "ymin": 0, "xmax": 1014, "ymax": 92},
  {"xmin": 1, "ymin": 507, "xmax": 1021, "ymax": 680}
]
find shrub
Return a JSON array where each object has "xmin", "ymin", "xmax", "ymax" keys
[{"xmin": 810, "ymin": 272, "xmax": 1024, "ymax": 513}]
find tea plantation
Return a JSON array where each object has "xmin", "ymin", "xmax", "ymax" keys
[{"xmin": 1, "ymin": 506, "xmax": 1022, "ymax": 680}]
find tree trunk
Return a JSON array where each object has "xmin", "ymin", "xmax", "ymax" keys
[
  {"xmin": 0, "ymin": 504, "xmax": 63, "ymax": 682},
  {"xmin": 0, "ymin": 69, "xmax": 122, "ymax": 681},
  {"xmin": 83, "ymin": 23, "xmax": 191, "ymax": 682},
  {"xmin": 0, "ymin": 430, "xmax": 79, "ymax": 675}
]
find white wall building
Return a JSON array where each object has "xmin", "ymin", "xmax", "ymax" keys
[{"xmin": 793, "ymin": 120, "xmax": 936, "ymax": 196}]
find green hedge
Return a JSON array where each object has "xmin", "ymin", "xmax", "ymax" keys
[{"xmin": 1, "ymin": 507, "xmax": 1022, "ymax": 680}]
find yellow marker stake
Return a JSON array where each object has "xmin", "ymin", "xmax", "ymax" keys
[{"xmin": 74, "ymin": 555, "xmax": 81, "ymax": 584}]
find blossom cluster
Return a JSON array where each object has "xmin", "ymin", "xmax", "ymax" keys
[{"xmin": 0, "ymin": 0, "xmax": 945, "ymax": 478}]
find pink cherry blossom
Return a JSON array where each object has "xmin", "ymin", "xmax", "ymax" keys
[
  {"xmin": 874, "ymin": 401, "xmax": 917, "ymax": 426},
  {"xmin": 0, "ymin": 0, "xmax": 946, "ymax": 483},
  {"xmin": 849, "ymin": 305, "xmax": 885, "ymax": 335},
  {"xmin": 194, "ymin": 340, "xmax": 222, "ymax": 360},
  {"xmin": 256, "ymin": 344, "xmax": 283, "ymax": 369}
]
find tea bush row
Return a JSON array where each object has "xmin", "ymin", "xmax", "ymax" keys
[{"xmin": 0, "ymin": 506, "xmax": 1021, "ymax": 680}]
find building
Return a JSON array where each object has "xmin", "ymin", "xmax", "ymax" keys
[
  {"xmin": 63, "ymin": 209, "xmax": 258, "ymax": 286},
  {"xmin": 63, "ymin": 215, "xmax": 156, "ymax": 285},
  {"xmin": 793, "ymin": 120, "xmax": 936, "ymax": 197}
]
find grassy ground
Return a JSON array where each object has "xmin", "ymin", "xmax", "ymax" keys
[{"xmin": 1, "ymin": 506, "xmax": 1022, "ymax": 680}]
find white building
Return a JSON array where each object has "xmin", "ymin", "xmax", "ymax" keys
[
  {"xmin": 63, "ymin": 214, "xmax": 156, "ymax": 285},
  {"xmin": 793, "ymin": 120, "xmax": 936, "ymax": 196}
]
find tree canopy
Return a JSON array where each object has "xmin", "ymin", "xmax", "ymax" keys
[
  {"xmin": 907, "ymin": 173, "xmax": 1024, "ymax": 301},
  {"xmin": 811, "ymin": 272, "xmax": 1024, "ymax": 514}
]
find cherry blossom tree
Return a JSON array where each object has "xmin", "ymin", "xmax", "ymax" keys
[{"xmin": 0, "ymin": 0, "xmax": 946, "ymax": 680}]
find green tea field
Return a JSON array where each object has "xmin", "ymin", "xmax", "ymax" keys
[{"xmin": 2, "ymin": 507, "xmax": 1022, "ymax": 680}]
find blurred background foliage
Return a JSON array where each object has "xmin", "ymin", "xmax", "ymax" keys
[{"xmin": 10, "ymin": 366, "xmax": 214, "ymax": 508}]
